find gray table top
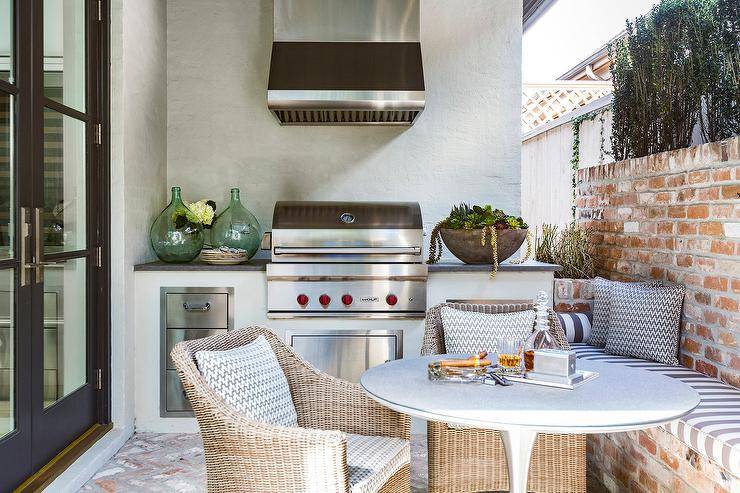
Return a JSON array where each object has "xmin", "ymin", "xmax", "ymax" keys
[{"xmin": 360, "ymin": 356, "xmax": 700, "ymax": 433}]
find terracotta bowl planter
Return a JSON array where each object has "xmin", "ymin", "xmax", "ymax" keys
[{"xmin": 440, "ymin": 228, "xmax": 528, "ymax": 264}]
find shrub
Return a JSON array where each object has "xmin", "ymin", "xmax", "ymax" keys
[
  {"xmin": 535, "ymin": 224, "xmax": 596, "ymax": 279},
  {"xmin": 610, "ymin": 0, "xmax": 739, "ymax": 160}
]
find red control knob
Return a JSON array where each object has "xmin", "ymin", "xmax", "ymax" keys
[
  {"xmin": 319, "ymin": 294, "xmax": 331, "ymax": 307},
  {"xmin": 296, "ymin": 294, "xmax": 309, "ymax": 306},
  {"xmin": 341, "ymin": 294, "xmax": 353, "ymax": 306},
  {"xmin": 386, "ymin": 294, "xmax": 398, "ymax": 306}
]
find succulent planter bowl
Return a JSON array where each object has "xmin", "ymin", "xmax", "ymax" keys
[{"xmin": 440, "ymin": 227, "xmax": 528, "ymax": 264}]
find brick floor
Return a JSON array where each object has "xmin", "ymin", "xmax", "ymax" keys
[{"xmin": 80, "ymin": 432, "xmax": 607, "ymax": 492}]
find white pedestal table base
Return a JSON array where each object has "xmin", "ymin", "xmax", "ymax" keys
[{"xmin": 500, "ymin": 429, "xmax": 538, "ymax": 493}]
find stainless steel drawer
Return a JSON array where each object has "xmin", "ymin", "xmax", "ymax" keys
[
  {"xmin": 286, "ymin": 329, "xmax": 403, "ymax": 383},
  {"xmin": 165, "ymin": 329, "xmax": 226, "ymax": 370},
  {"xmin": 165, "ymin": 369, "xmax": 192, "ymax": 413},
  {"xmin": 165, "ymin": 293, "xmax": 229, "ymax": 329}
]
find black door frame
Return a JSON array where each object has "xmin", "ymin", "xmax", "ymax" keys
[{"xmin": 0, "ymin": 0, "xmax": 111, "ymax": 489}]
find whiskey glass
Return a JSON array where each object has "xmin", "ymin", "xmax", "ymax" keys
[{"xmin": 496, "ymin": 338, "xmax": 523, "ymax": 375}]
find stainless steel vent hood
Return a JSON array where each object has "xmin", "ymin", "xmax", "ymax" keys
[{"xmin": 267, "ymin": 0, "xmax": 425, "ymax": 126}]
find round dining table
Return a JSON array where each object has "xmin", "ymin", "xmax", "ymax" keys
[{"xmin": 360, "ymin": 356, "xmax": 700, "ymax": 493}]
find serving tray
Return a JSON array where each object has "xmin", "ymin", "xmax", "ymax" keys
[{"xmin": 506, "ymin": 370, "xmax": 599, "ymax": 390}]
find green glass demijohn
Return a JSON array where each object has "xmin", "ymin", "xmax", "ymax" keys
[
  {"xmin": 211, "ymin": 188, "xmax": 261, "ymax": 259},
  {"xmin": 150, "ymin": 187, "xmax": 205, "ymax": 262}
]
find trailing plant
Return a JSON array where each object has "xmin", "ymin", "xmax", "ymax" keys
[
  {"xmin": 535, "ymin": 224, "xmax": 596, "ymax": 279},
  {"xmin": 570, "ymin": 109, "xmax": 607, "ymax": 220},
  {"xmin": 610, "ymin": 0, "xmax": 739, "ymax": 160},
  {"xmin": 427, "ymin": 203, "xmax": 531, "ymax": 279}
]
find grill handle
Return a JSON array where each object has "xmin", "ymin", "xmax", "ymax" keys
[{"xmin": 273, "ymin": 246, "xmax": 421, "ymax": 255}]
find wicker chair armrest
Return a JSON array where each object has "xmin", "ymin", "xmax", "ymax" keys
[
  {"xmin": 291, "ymin": 370, "xmax": 411, "ymax": 440},
  {"xmin": 172, "ymin": 341, "xmax": 351, "ymax": 493},
  {"xmin": 207, "ymin": 410, "xmax": 350, "ymax": 492}
]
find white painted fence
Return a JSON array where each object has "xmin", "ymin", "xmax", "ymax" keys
[{"xmin": 521, "ymin": 96, "xmax": 613, "ymax": 231}]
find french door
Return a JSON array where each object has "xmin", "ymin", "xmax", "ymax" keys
[{"xmin": 0, "ymin": 0, "xmax": 109, "ymax": 490}]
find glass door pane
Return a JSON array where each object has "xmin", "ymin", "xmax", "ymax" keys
[
  {"xmin": 0, "ymin": 92, "xmax": 12, "ymax": 258},
  {"xmin": 43, "ymin": 258, "xmax": 86, "ymax": 408},
  {"xmin": 0, "ymin": 88, "xmax": 13, "ymax": 439},
  {"xmin": 42, "ymin": 109, "xmax": 86, "ymax": 253},
  {"xmin": 0, "ymin": 0, "xmax": 12, "ymax": 83},
  {"xmin": 43, "ymin": 0, "xmax": 86, "ymax": 112},
  {"xmin": 0, "ymin": 269, "xmax": 14, "ymax": 439}
]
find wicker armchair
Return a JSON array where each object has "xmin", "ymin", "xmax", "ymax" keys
[
  {"xmin": 422, "ymin": 302, "xmax": 586, "ymax": 493},
  {"xmin": 171, "ymin": 326, "xmax": 411, "ymax": 493}
]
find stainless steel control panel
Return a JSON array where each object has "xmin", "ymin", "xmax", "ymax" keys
[{"xmin": 160, "ymin": 287, "xmax": 234, "ymax": 417}]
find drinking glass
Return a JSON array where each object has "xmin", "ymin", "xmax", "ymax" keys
[{"xmin": 496, "ymin": 338, "xmax": 523, "ymax": 374}]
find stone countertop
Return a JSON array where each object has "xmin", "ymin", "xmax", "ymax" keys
[
  {"xmin": 133, "ymin": 259, "xmax": 561, "ymax": 272},
  {"xmin": 134, "ymin": 259, "xmax": 270, "ymax": 271},
  {"xmin": 427, "ymin": 260, "xmax": 561, "ymax": 272}
]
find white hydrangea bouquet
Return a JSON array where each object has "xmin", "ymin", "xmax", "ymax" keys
[{"xmin": 186, "ymin": 200, "xmax": 217, "ymax": 229}]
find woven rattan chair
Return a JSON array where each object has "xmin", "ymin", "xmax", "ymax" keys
[
  {"xmin": 422, "ymin": 302, "xmax": 586, "ymax": 493},
  {"xmin": 171, "ymin": 326, "xmax": 411, "ymax": 493}
]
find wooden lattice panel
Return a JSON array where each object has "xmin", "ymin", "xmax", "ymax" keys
[{"xmin": 522, "ymin": 82, "xmax": 613, "ymax": 133}]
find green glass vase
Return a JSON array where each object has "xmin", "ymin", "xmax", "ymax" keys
[
  {"xmin": 150, "ymin": 187, "xmax": 204, "ymax": 262},
  {"xmin": 211, "ymin": 188, "xmax": 261, "ymax": 259}
]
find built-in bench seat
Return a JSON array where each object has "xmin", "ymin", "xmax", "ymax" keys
[{"xmin": 572, "ymin": 343, "xmax": 740, "ymax": 478}]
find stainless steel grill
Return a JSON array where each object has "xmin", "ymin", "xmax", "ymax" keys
[{"xmin": 265, "ymin": 201, "xmax": 427, "ymax": 318}]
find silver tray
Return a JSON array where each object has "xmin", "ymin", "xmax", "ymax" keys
[{"xmin": 506, "ymin": 370, "xmax": 599, "ymax": 390}]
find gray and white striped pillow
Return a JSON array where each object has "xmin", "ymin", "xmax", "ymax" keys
[{"xmin": 556, "ymin": 312, "xmax": 592, "ymax": 343}]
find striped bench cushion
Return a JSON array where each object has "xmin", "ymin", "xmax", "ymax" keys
[
  {"xmin": 556, "ymin": 312, "xmax": 592, "ymax": 343},
  {"xmin": 572, "ymin": 343, "xmax": 740, "ymax": 477}
]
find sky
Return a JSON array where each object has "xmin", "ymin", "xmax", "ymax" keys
[{"xmin": 523, "ymin": 0, "xmax": 658, "ymax": 83}]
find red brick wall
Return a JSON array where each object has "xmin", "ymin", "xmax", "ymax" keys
[
  {"xmin": 577, "ymin": 137, "xmax": 739, "ymax": 388},
  {"xmin": 588, "ymin": 428, "xmax": 736, "ymax": 493},
  {"xmin": 553, "ymin": 278, "xmax": 594, "ymax": 312}
]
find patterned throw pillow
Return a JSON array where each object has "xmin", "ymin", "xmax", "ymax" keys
[
  {"xmin": 588, "ymin": 277, "xmax": 662, "ymax": 347},
  {"xmin": 441, "ymin": 306, "xmax": 535, "ymax": 354},
  {"xmin": 195, "ymin": 335, "xmax": 299, "ymax": 427},
  {"xmin": 556, "ymin": 312, "xmax": 592, "ymax": 343},
  {"xmin": 605, "ymin": 283, "xmax": 685, "ymax": 365}
]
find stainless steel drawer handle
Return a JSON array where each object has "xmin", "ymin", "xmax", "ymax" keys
[{"xmin": 182, "ymin": 302, "xmax": 211, "ymax": 311}]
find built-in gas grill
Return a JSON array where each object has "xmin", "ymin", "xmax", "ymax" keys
[{"xmin": 265, "ymin": 201, "xmax": 428, "ymax": 318}]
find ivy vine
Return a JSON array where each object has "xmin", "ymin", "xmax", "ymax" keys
[{"xmin": 570, "ymin": 109, "xmax": 606, "ymax": 221}]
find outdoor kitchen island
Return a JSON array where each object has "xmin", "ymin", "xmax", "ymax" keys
[{"xmin": 132, "ymin": 259, "xmax": 560, "ymax": 432}]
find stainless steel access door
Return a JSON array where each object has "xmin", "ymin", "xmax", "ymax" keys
[{"xmin": 285, "ymin": 329, "xmax": 403, "ymax": 383}]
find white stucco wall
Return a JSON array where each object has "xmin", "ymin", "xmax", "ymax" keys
[{"xmin": 166, "ymin": 0, "xmax": 523, "ymax": 233}]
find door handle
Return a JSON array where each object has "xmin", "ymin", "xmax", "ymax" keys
[
  {"xmin": 20, "ymin": 207, "xmax": 31, "ymax": 287},
  {"xmin": 21, "ymin": 207, "xmax": 52, "ymax": 284}
]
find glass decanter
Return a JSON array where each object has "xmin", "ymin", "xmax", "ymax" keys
[
  {"xmin": 150, "ymin": 186, "xmax": 205, "ymax": 263},
  {"xmin": 211, "ymin": 188, "xmax": 261, "ymax": 259},
  {"xmin": 524, "ymin": 290, "xmax": 558, "ymax": 371}
]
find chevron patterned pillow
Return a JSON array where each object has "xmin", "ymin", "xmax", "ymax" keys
[
  {"xmin": 195, "ymin": 335, "xmax": 298, "ymax": 427},
  {"xmin": 441, "ymin": 306, "xmax": 535, "ymax": 355},
  {"xmin": 605, "ymin": 283, "xmax": 685, "ymax": 365},
  {"xmin": 588, "ymin": 277, "xmax": 663, "ymax": 348}
]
